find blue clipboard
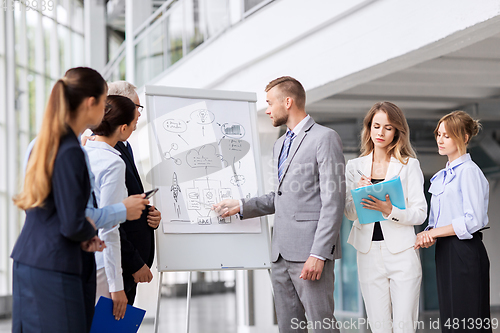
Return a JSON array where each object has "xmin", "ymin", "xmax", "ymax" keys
[
  {"xmin": 90, "ymin": 296, "xmax": 146, "ymax": 333},
  {"xmin": 350, "ymin": 176, "xmax": 405, "ymax": 224}
]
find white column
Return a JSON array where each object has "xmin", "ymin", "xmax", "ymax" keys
[
  {"xmin": 5, "ymin": 0, "xmax": 18, "ymax": 296},
  {"xmin": 84, "ymin": 0, "xmax": 107, "ymax": 72},
  {"xmin": 35, "ymin": 10, "xmax": 45, "ymax": 132},
  {"xmin": 125, "ymin": 0, "xmax": 135, "ymax": 84},
  {"xmin": 125, "ymin": 0, "xmax": 152, "ymax": 85},
  {"xmin": 132, "ymin": 0, "xmax": 152, "ymax": 32},
  {"xmin": 0, "ymin": 3, "xmax": 8, "ymax": 297}
]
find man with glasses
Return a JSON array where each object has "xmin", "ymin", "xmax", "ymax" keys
[{"xmin": 106, "ymin": 81, "xmax": 162, "ymax": 305}]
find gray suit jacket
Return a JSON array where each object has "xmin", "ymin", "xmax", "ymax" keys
[{"xmin": 242, "ymin": 117, "xmax": 345, "ymax": 262}]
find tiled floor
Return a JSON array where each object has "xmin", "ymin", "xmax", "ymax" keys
[
  {"xmin": 139, "ymin": 293, "xmax": 237, "ymax": 333},
  {"xmin": 0, "ymin": 293, "xmax": 237, "ymax": 333},
  {"xmin": 1, "ymin": 294, "xmax": 499, "ymax": 333}
]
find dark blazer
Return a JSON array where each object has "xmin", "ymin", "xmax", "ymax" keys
[
  {"xmin": 11, "ymin": 128, "xmax": 96, "ymax": 275},
  {"xmin": 114, "ymin": 141, "xmax": 156, "ymax": 283}
]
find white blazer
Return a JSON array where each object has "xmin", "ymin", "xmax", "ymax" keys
[{"xmin": 345, "ymin": 152, "xmax": 427, "ymax": 254}]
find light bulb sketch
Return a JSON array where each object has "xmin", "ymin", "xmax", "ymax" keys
[
  {"xmin": 199, "ymin": 110, "xmax": 208, "ymax": 123},
  {"xmin": 190, "ymin": 109, "xmax": 215, "ymax": 125}
]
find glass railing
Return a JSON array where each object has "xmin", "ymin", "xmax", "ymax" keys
[{"xmin": 102, "ymin": 0, "xmax": 273, "ymax": 86}]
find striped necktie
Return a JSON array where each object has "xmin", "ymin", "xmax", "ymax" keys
[{"xmin": 278, "ymin": 131, "xmax": 295, "ymax": 182}]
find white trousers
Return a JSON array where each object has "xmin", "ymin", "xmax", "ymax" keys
[
  {"xmin": 357, "ymin": 241, "xmax": 422, "ymax": 333},
  {"xmin": 95, "ymin": 268, "xmax": 111, "ymax": 304}
]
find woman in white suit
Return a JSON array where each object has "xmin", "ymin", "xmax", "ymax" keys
[{"xmin": 345, "ymin": 102, "xmax": 427, "ymax": 333}]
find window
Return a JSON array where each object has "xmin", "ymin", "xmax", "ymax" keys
[
  {"xmin": 0, "ymin": 0, "xmax": 86, "ymax": 299},
  {"xmin": 167, "ymin": 3, "xmax": 184, "ymax": 66},
  {"xmin": 243, "ymin": 0, "xmax": 271, "ymax": 14}
]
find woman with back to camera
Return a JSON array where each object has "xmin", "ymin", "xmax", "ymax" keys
[
  {"xmin": 415, "ymin": 111, "xmax": 491, "ymax": 332},
  {"xmin": 85, "ymin": 95, "xmax": 140, "ymax": 320},
  {"xmin": 11, "ymin": 67, "xmax": 107, "ymax": 333},
  {"xmin": 345, "ymin": 102, "xmax": 427, "ymax": 333}
]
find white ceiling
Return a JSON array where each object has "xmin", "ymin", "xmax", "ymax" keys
[{"xmin": 308, "ymin": 33, "xmax": 500, "ymax": 122}]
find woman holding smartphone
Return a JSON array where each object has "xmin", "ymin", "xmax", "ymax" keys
[
  {"xmin": 85, "ymin": 94, "xmax": 140, "ymax": 320},
  {"xmin": 12, "ymin": 67, "xmax": 107, "ymax": 333},
  {"xmin": 415, "ymin": 111, "xmax": 491, "ymax": 332},
  {"xmin": 345, "ymin": 102, "xmax": 427, "ymax": 333}
]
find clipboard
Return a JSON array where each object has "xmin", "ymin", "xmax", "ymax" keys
[
  {"xmin": 350, "ymin": 176, "xmax": 406, "ymax": 224},
  {"xmin": 90, "ymin": 296, "xmax": 146, "ymax": 333}
]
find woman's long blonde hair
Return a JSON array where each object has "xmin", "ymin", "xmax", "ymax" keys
[
  {"xmin": 14, "ymin": 67, "xmax": 107, "ymax": 210},
  {"xmin": 360, "ymin": 101, "xmax": 416, "ymax": 164}
]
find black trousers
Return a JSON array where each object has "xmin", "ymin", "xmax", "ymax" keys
[
  {"xmin": 435, "ymin": 232, "xmax": 491, "ymax": 332},
  {"xmin": 81, "ymin": 251, "xmax": 97, "ymax": 333},
  {"xmin": 124, "ymin": 275, "xmax": 138, "ymax": 305}
]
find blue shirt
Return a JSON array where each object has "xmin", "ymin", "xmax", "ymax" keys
[
  {"xmin": 85, "ymin": 140, "xmax": 128, "ymax": 292},
  {"xmin": 427, "ymin": 153, "xmax": 489, "ymax": 240},
  {"xmin": 24, "ymin": 138, "xmax": 127, "ymax": 230}
]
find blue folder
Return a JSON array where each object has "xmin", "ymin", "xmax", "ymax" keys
[
  {"xmin": 350, "ymin": 176, "xmax": 406, "ymax": 224},
  {"xmin": 90, "ymin": 296, "xmax": 146, "ymax": 333}
]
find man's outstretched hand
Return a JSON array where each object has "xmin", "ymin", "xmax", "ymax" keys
[{"xmin": 212, "ymin": 199, "xmax": 240, "ymax": 218}]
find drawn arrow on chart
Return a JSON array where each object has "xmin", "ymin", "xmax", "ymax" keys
[
  {"xmin": 218, "ymin": 136, "xmax": 226, "ymax": 146},
  {"xmin": 202, "ymin": 126, "xmax": 205, "ymax": 136},
  {"xmin": 206, "ymin": 176, "xmax": 210, "ymax": 189},
  {"xmin": 178, "ymin": 134, "xmax": 188, "ymax": 145},
  {"xmin": 232, "ymin": 157, "xmax": 245, "ymax": 199},
  {"xmin": 217, "ymin": 122, "xmax": 221, "ymax": 126}
]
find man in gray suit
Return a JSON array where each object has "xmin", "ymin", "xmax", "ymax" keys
[{"xmin": 214, "ymin": 76, "xmax": 345, "ymax": 332}]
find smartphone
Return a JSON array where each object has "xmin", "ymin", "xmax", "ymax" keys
[{"xmin": 144, "ymin": 188, "xmax": 159, "ymax": 199}]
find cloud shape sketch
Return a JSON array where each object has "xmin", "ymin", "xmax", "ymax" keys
[
  {"xmin": 186, "ymin": 144, "xmax": 227, "ymax": 169},
  {"xmin": 146, "ymin": 139, "xmax": 250, "ymax": 186}
]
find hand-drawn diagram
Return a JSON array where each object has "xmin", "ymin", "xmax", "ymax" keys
[
  {"xmin": 186, "ymin": 145, "xmax": 227, "ymax": 169},
  {"xmin": 191, "ymin": 109, "xmax": 215, "ymax": 124},
  {"xmin": 164, "ymin": 143, "xmax": 181, "ymax": 165},
  {"xmin": 184, "ymin": 178, "xmax": 236, "ymax": 225},
  {"xmin": 146, "ymin": 98, "xmax": 261, "ymax": 234},
  {"xmin": 170, "ymin": 173, "xmax": 182, "ymax": 217},
  {"xmin": 221, "ymin": 123, "xmax": 245, "ymax": 139}
]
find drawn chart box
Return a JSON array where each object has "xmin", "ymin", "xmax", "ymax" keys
[
  {"xmin": 186, "ymin": 188, "xmax": 201, "ymax": 210},
  {"xmin": 198, "ymin": 217, "xmax": 212, "ymax": 225},
  {"xmin": 202, "ymin": 189, "xmax": 217, "ymax": 205},
  {"xmin": 218, "ymin": 216, "xmax": 231, "ymax": 224},
  {"xmin": 219, "ymin": 188, "xmax": 232, "ymax": 201}
]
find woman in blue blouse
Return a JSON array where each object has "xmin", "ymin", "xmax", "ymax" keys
[
  {"xmin": 12, "ymin": 67, "xmax": 108, "ymax": 333},
  {"xmin": 415, "ymin": 111, "xmax": 491, "ymax": 332},
  {"xmin": 85, "ymin": 95, "xmax": 139, "ymax": 320}
]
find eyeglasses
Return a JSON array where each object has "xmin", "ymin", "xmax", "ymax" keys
[{"xmin": 135, "ymin": 104, "xmax": 144, "ymax": 113}]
